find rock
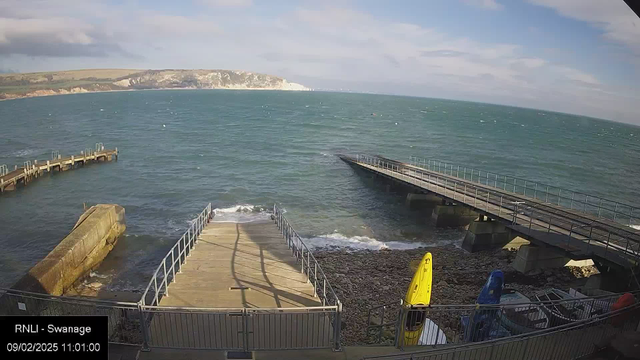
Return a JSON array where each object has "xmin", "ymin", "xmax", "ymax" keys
[
  {"xmin": 527, "ymin": 269, "xmax": 542, "ymax": 276},
  {"xmin": 546, "ymin": 276, "xmax": 556, "ymax": 283}
]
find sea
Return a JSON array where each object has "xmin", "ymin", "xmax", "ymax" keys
[{"xmin": 0, "ymin": 90, "xmax": 638, "ymax": 291}]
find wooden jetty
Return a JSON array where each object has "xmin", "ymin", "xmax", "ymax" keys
[{"xmin": 0, "ymin": 143, "xmax": 118, "ymax": 194}]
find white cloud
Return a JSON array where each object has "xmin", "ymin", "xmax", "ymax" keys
[
  {"xmin": 200, "ymin": 0, "xmax": 253, "ymax": 7},
  {"xmin": 552, "ymin": 65, "xmax": 600, "ymax": 85},
  {"xmin": 463, "ymin": 0, "xmax": 503, "ymax": 11},
  {"xmin": 140, "ymin": 14, "xmax": 221, "ymax": 36},
  {"xmin": 1, "ymin": 1, "xmax": 639, "ymax": 123},
  {"xmin": 528, "ymin": 0, "xmax": 640, "ymax": 54}
]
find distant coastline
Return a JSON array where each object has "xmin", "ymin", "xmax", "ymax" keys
[{"xmin": 0, "ymin": 69, "xmax": 310, "ymax": 101}]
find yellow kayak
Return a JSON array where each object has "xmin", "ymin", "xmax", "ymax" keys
[{"xmin": 404, "ymin": 252, "xmax": 432, "ymax": 346}]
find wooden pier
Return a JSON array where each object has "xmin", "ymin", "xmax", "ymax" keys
[{"xmin": 0, "ymin": 144, "xmax": 118, "ymax": 194}]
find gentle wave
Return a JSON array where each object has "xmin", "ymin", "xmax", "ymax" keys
[
  {"xmin": 212, "ymin": 204, "xmax": 272, "ymax": 223},
  {"xmin": 302, "ymin": 233, "xmax": 427, "ymax": 251},
  {"xmin": 630, "ymin": 225, "xmax": 640, "ymax": 230}
]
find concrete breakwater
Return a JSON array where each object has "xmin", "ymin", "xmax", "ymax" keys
[{"xmin": 12, "ymin": 204, "xmax": 125, "ymax": 295}]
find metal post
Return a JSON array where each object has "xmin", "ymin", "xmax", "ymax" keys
[
  {"xmin": 545, "ymin": 186, "xmax": 549, "ymax": 203},
  {"xmin": 558, "ymin": 189, "xmax": 561, "ymax": 205},
  {"xmin": 524, "ymin": 180, "xmax": 527, "ymax": 196},
  {"xmin": 314, "ymin": 263, "xmax": 318, "ymax": 297},
  {"xmin": 570, "ymin": 192, "xmax": 574, "ymax": 209},
  {"xmin": 486, "ymin": 191, "xmax": 489, "ymax": 211},
  {"xmin": 474, "ymin": 188, "xmax": 478, "ymax": 206},
  {"xmin": 163, "ymin": 260, "xmax": 168, "ymax": 296},
  {"xmin": 171, "ymin": 249, "xmax": 175, "ymax": 281},
  {"xmin": 334, "ymin": 302, "xmax": 342, "ymax": 351},
  {"xmin": 457, "ymin": 165, "xmax": 460, "ymax": 178},
  {"xmin": 138, "ymin": 303, "xmax": 151, "ymax": 352},
  {"xmin": 614, "ymin": 203, "xmax": 619, "ymax": 222},
  {"xmin": 177, "ymin": 241, "xmax": 182, "ymax": 273},
  {"xmin": 584, "ymin": 195, "xmax": 588, "ymax": 213},
  {"xmin": 301, "ymin": 247, "xmax": 305, "ymax": 274},
  {"xmin": 598, "ymin": 198, "xmax": 603, "ymax": 218},
  {"xmin": 323, "ymin": 279, "xmax": 326, "ymax": 306},
  {"xmin": 534, "ymin": 183, "xmax": 538, "ymax": 200},
  {"xmin": 499, "ymin": 196, "xmax": 503, "ymax": 217},
  {"xmin": 464, "ymin": 184, "xmax": 467, "ymax": 203}
]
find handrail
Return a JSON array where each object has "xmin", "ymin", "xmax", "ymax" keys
[
  {"xmin": 369, "ymin": 289, "xmax": 640, "ymax": 312},
  {"xmin": 364, "ymin": 300, "xmax": 640, "ymax": 359},
  {"xmin": 273, "ymin": 204, "xmax": 341, "ymax": 308},
  {"xmin": 0, "ymin": 287, "xmax": 139, "ymax": 307},
  {"xmin": 409, "ymin": 156, "xmax": 639, "ymax": 227},
  {"xmin": 140, "ymin": 203, "xmax": 213, "ymax": 307},
  {"xmin": 351, "ymin": 154, "xmax": 640, "ymax": 265}
]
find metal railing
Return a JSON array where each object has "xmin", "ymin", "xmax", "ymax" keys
[
  {"xmin": 2, "ymin": 204, "xmax": 343, "ymax": 352},
  {"xmin": 141, "ymin": 203, "xmax": 213, "ymax": 307},
  {"xmin": 0, "ymin": 288, "xmax": 142, "ymax": 345},
  {"xmin": 353, "ymin": 155, "xmax": 640, "ymax": 267},
  {"xmin": 273, "ymin": 204, "xmax": 342, "ymax": 350},
  {"xmin": 141, "ymin": 304, "xmax": 338, "ymax": 350},
  {"xmin": 364, "ymin": 297, "xmax": 640, "ymax": 360},
  {"xmin": 273, "ymin": 204, "xmax": 341, "ymax": 308},
  {"xmin": 0, "ymin": 164, "xmax": 7, "ymax": 177},
  {"xmin": 367, "ymin": 291, "xmax": 636, "ymax": 348},
  {"xmin": 409, "ymin": 156, "xmax": 639, "ymax": 227}
]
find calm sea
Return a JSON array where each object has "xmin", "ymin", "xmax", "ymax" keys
[{"xmin": 1, "ymin": 90, "xmax": 638, "ymax": 290}]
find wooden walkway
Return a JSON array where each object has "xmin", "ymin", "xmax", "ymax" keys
[
  {"xmin": 341, "ymin": 155, "xmax": 640, "ymax": 270},
  {"xmin": 0, "ymin": 147, "xmax": 118, "ymax": 194},
  {"xmin": 159, "ymin": 221, "xmax": 321, "ymax": 308}
]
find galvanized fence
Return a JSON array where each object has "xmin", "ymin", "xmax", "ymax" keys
[
  {"xmin": 273, "ymin": 204, "xmax": 341, "ymax": 309},
  {"xmin": 366, "ymin": 291, "xmax": 638, "ymax": 349},
  {"xmin": 141, "ymin": 203, "xmax": 213, "ymax": 307},
  {"xmin": 363, "ymin": 299, "xmax": 640, "ymax": 360},
  {"xmin": 141, "ymin": 305, "xmax": 338, "ymax": 350},
  {"xmin": 0, "ymin": 288, "xmax": 142, "ymax": 345},
  {"xmin": 409, "ymin": 156, "xmax": 640, "ymax": 227},
  {"xmin": 353, "ymin": 155, "xmax": 640, "ymax": 266}
]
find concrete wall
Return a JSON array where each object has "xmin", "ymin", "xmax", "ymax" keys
[{"xmin": 12, "ymin": 204, "xmax": 125, "ymax": 295}]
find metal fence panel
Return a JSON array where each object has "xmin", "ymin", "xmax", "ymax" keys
[{"xmin": 0, "ymin": 288, "xmax": 142, "ymax": 345}]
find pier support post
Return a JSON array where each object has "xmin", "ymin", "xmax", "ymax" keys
[
  {"xmin": 431, "ymin": 204, "xmax": 478, "ymax": 227},
  {"xmin": 462, "ymin": 218, "xmax": 514, "ymax": 252},
  {"xmin": 512, "ymin": 244, "xmax": 594, "ymax": 273},
  {"xmin": 405, "ymin": 192, "xmax": 442, "ymax": 209}
]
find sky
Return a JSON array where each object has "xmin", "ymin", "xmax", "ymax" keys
[{"xmin": 1, "ymin": 0, "xmax": 640, "ymax": 124}]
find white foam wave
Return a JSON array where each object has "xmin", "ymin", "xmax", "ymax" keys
[
  {"xmin": 630, "ymin": 225, "xmax": 640, "ymax": 231},
  {"xmin": 89, "ymin": 271, "xmax": 110, "ymax": 279},
  {"xmin": 212, "ymin": 204, "xmax": 272, "ymax": 223},
  {"xmin": 303, "ymin": 233, "xmax": 426, "ymax": 251}
]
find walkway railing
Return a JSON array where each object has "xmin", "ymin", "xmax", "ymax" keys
[
  {"xmin": 364, "ymin": 297, "xmax": 640, "ymax": 360},
  {"xmin": 141, "ymin": 203, "xmax": 213, "ymax": 307},
  {"xmin": 367, "ymin": 290, "xmax": 639, "ymax": 349},
  {"xmin": 409, "ymin": 156, "xmax": 639, "ymax": 227},
  {"xmin": 273, "ymin": 204, "xmax": 341, "ymax": 309},
  {"xmin": 353, "ymin": 155, "xmax": 640, "ymax": 267}
]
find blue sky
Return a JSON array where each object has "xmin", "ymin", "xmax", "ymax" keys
[{"xmin": 1, "ymin": 0, "xmax": 640, "ymax": 124}]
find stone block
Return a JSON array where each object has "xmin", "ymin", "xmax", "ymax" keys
[{"xmin": 462, "ymin": 219, "xmax": 514, "ymax": 252}]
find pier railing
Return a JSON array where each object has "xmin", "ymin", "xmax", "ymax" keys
[
  {"xmin": 141, "ymin": 203, "xmax": 213, "ymax": 307},
  {"xmin": 364, "ymin": 295, "xmax": 640, "ymax": 360},
  {"xmin": 353, "ymin": 155, "xmax": 640, "ymax": 267},
  {"xmin": 409, "ymin": 156, "xmax": 639, "ymax": 227},
  {"xmin": 273, "ymin": 204, "xmax": 341, "ymax": 309},
  {"xmin": 367, "ymin": 290, "xmax": 638, "ymax": 349}
]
